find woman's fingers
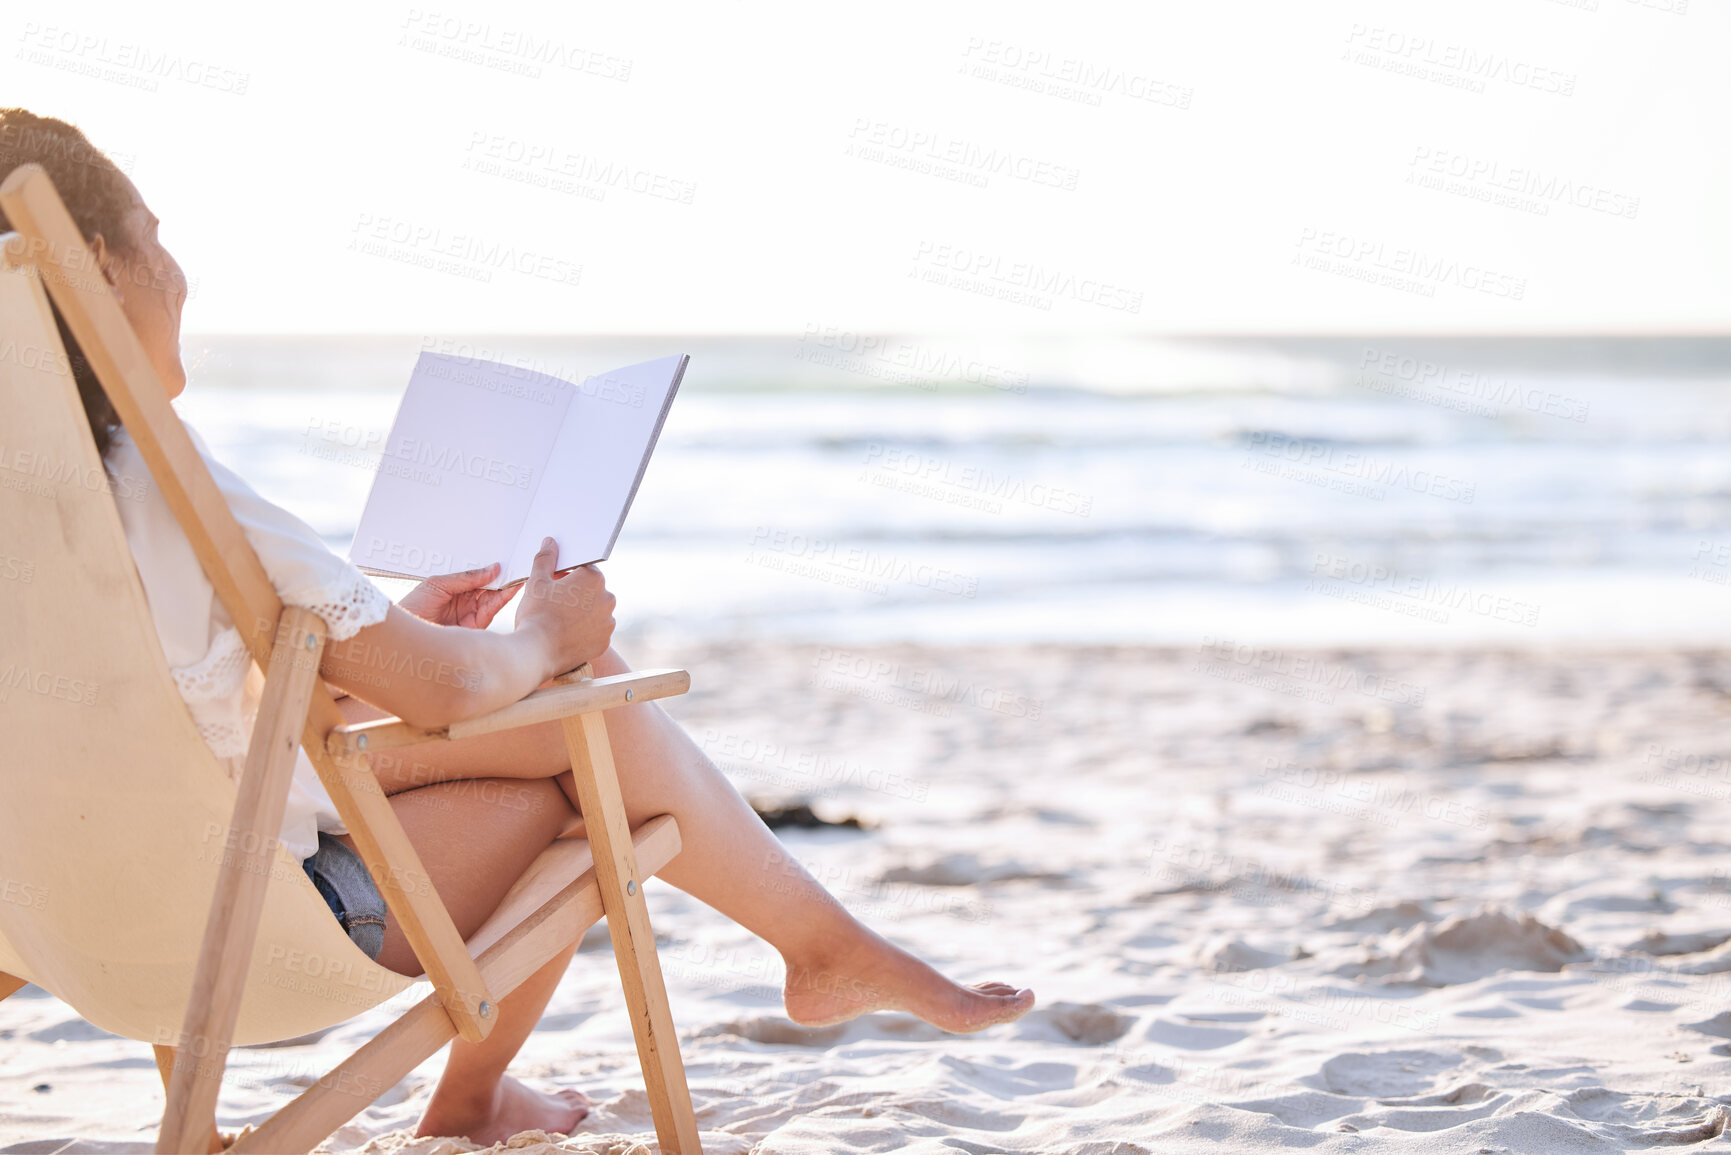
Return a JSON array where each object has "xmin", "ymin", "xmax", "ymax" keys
[
  {"xmin": 513, "ymin": 541, "xmax": 616, "ymax": 670},
  {"xmin": 471, "ymin": 584, "xmax": 517, "ymax": 628},
  {"xmin": 529, "ymin": 538, "xmax": 559, "ymax": 589},
  {"xmin": 437, "ymin": 561, "xmax": 501, "ymax": 592},
  {"xmin": 418, "ymin": 561, "xmax": 500, "ymax": 595}
]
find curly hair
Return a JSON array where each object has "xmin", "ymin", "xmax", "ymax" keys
[{"xmin": 0, "ymin": 109, "xmax": 139, "ymax": 458}]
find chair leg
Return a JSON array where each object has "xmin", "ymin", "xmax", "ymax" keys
[
  {"xmin": 561, "ymin": 709, "xmax": 702, "ymax": 1154},
  {"xmin": 152, "ymin": 1046, "xmax": 224, "ymax": 1154},
  {"xmin": 159, "ymin": 608, "xmax": 329, "ymax": 1155},
  {"xmin": 228, "ymin": 817, "xmax": 683, "ymax": 1155},
  {"xmin": 0, "ymin": 971, "xmax": 26, "ymax": 1002}
]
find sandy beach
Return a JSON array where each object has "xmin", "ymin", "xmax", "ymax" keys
[
  {"xmin": 7, "ymin": 640, "xmax": 1731, "ymax": 1152},
  {"xmin": 5, "ymin": 0, "xmax": 1723, "ymax": 1146}
]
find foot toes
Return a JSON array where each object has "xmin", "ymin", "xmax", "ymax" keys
[{"xmin": 555, "ymin": 1088, "xmax": 591, "ymax": 1126}]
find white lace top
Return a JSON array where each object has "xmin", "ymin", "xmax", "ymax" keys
[{"xmin": 107, "ymin": 424, "xmax": 393, "ymax": 861}]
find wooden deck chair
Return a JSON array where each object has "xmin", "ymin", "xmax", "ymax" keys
[{"xmin": 0, "ymin": 163, "xmax": 704, "ymax": 1154}]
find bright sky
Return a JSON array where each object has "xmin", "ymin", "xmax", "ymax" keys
[{"xmin": 6, "ymin": 0, "xmax": 1727, "ymax": 334}]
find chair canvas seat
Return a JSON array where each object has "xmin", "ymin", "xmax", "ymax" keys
[{"xmin": 0, "ymin": 260, "xmax": 421, "ymax": 1045}]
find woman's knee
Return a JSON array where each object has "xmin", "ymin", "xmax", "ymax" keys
[
  {"xmin": 590, "ymin": 646, "xmax": 631, "ymax": 678},
  {"xmin": 500, "ymin": 777, "xmax": 577, "ymax": 831},
  {"xmin": 400, "ymin": 775, "xmax": 574, "ymax": 838}
]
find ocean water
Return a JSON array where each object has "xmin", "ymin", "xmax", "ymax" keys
[{"xmin": 172, "ymin": 334, "xmax": 1731, "ymax": 648}]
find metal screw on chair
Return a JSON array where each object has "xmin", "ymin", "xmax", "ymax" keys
[
  {"xmin": 624, "ymin": 688, "xmax": 634, "ymax": 701},
  {"xmin": 305, "ymin": 632, "xmax": 317, "ymax": 650},
  {"xmin": 626, "ymin": 879, "xmax": 637, "ymax": 896},
  {"xmin": 478, "ymin": 1000, "xmax": 492, "ymax": 1019},
  {"xmin": 357, "ymin": 734, "xmax": 369, "ymax": 751}
]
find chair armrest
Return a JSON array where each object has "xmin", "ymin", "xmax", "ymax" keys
[{"xmin": 325, "ymin": 667, "xmax": 690, "ymax": 756}]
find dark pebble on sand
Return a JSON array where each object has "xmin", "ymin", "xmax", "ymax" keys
[{"xmin": 752, "ymin": 802, "xmax": 866, "ymax": 830}]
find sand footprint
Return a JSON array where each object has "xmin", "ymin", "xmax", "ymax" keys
[{"xmin": 1013, "ymin": 1001, "xmax": 1136, "ymax": 1045}]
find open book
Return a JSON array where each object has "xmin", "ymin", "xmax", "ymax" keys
[{"xmin": 349, "ymin": 352, "xmax": 686, "ymax": 588}]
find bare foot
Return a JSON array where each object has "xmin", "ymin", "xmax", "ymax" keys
[
  {"xmin": 782, "ymin": 933, "xmax": 1034, "ymax": 1032},
  {"xmin": 414, "ymin": 1075, "xmax": 590, "ymax": 1147}
]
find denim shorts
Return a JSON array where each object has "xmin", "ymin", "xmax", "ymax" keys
[{"xmin": 301, "ymin": 833, "xmax": 388, "ymax": 961}]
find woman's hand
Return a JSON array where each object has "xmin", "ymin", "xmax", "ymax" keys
[
  {"xmin": 399, "ymin": 562, "xmax": 517, "ymax": 630},
  {"xmin": 514, "ymin": 538, "xmax": 616, "ymax": 676},
  {"xmin": 327, "ymin": 544, "xmax": 610, "ymax": 729}
]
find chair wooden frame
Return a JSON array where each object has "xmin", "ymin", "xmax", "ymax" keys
[{"xmin": 0, "ymin": 163, "xmax": 703, "ymax": 1154}]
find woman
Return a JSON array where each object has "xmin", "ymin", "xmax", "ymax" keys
[{"xmin": 0, "ymin": 109, "xmax": 1034, "ymax": 1146}]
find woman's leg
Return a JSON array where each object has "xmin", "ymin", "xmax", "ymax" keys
[
  {"xmin": 413, "ymin": 944, "xmax": 586, "ymax": 1145},
  {"xmin": 347, "ymin": 648, "xmax": 1034, "ymax": 1031},
  {"xmin": 333, "ymin": 777, "xmax": 589, "ymax": 1144}
]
